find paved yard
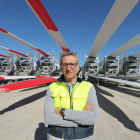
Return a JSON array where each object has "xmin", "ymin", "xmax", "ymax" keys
[{"xmin": 0, "ymin": 84, "xmax": 140, "ymax": 140}]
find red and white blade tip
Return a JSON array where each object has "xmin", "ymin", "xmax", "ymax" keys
[
  {"xmin": 0, "ymin": 54, "xmax": 8, "ymax": 57},
  {"xmin": 0, "ymin": 88, "xmax": 10, "ymax": 93},
  {"xmin": 0, "ymin": 28, "xmax": 8, "ymax": 33},
  {"xmin": 0, "ymin": 27, "xmax": 49, "ymax": 57},
  {"xmin": 26, "ymin": 0, "xmax": 70, "ymax": 52},
  {"xmin": 0, "ymin": 77, "xmax": 57, "ymax": 92}
]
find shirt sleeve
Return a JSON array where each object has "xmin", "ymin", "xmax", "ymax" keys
[
  {"xmin": 44, "ymin": 87, "xmax": 78, "ymax": 127},
  {"xmin": 64, "ymin": 85, "xmax": 99, "ymax": 125}
]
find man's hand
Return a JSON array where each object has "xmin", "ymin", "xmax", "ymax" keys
[
  {"xmin": 54, "ymin": 108, "xmax": 63, "ymax": 117},
  {"xmin": 83, "ymin": 102, "xmax": 93, "ymax": 111}
]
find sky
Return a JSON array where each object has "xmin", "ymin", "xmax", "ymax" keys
[{"xmin": 0, "ymin": 0, "xmax": 140, "ymax": 66}]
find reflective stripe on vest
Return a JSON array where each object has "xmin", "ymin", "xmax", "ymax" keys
[{"xmin": 49, "ymin": 81, "xmax": 92, "ymax": 110}]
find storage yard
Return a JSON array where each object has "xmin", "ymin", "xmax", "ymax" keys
[{"xmin": 0, "ymin": 84, "xmax": 140, "ymax": 140}]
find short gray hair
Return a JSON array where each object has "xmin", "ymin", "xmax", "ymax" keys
[{"xmin": 60, "ymin": 52, "xmax": 79, "ymax": 64}]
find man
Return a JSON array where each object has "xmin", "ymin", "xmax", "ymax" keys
[{"xmin": 44, "ymin": 52, "xmax": 99, "ymax": 140}]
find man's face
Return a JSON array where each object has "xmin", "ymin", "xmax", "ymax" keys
[{"xmin": 61, "ymin": 55, "xmax": 79, "ymax": 80}]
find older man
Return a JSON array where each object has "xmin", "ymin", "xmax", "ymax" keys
[{"xmin": 44, "ymin": 52, "xmax": 99, "ymax": 140}]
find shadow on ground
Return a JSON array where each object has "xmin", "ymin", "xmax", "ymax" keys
[
  {"xmin": 20, "ymin": 83, "xmax": 52, "ymax": 92},
  {"xmin": 96, "ymin": 87, "xmax": 140, "ymax": 132},
  {"xmin": 0, "ymin": 90, "xmax": 46, "ymax": 115},
  {"xmin": 1, "ymin": 83, "xmax": 140, "ymax": 133},
  {"xmin": 20, "ymin": 85, "xmax": 47, "ymax": 92},
  {"xmin": 35, "ymin": 123, "xmax": 48, "ymax": 140},
  {"xmin": 109, "ymin": 85, "xmax": 140, "ymax": 98}
]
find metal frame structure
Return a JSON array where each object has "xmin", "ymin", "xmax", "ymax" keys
[
  {"xmin": 19, "ymin": 52, "xmax": 35, "ymax": 75},
  {"xmin": 119, "ymin": 54, "xmax": 140, "ymax": 77},
  {"xmin": 82, "ymin": 55, "xmax": 99, "ymax": 85},
  {"xmin": 0, "ymin": 46, "xmax": 36, "ymax": 75},
  {"xmin": 0, "ymin": 54, "xmax": 8, "ymax": 73},
  {"xmin": 98, "ymin": 33, "xmax": 140, "ymax": 85},
  {"xmin": 124, "ymin": 56, "xmax": 140, "ymax": 76},
  {"xmin": 99, "ymin": 56, "xmax": 119, "ymax": 85},
  {"xmin": 5, "ymin": 53, "xmax": 14, "ymax": 75},
  {"xmin": 103, "ymin": 55, "xmax": 119, "ymax": 77},
  {"xmin": 35, "ymin": 51, "xmax": 56, "ymax": 75}
]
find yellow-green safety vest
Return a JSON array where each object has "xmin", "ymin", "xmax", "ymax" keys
[{"xmin": 49, "ymin": 81, "xmax": 92, "ymax": 110}]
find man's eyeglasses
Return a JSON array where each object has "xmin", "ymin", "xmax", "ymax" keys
[{"xmin": 61, "ymin": 63, "xmax": 78, "ymax": 68}]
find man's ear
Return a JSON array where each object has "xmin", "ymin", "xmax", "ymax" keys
[
  {"xmin": 77, "ymin": 64, "xmax": 80, "ymax": 72},
  {"xmin": 60, "ymin": 66, "xmax": 63, "ymax": 71}
]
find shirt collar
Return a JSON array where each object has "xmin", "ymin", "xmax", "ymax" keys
[
  {"xmin": 57, "ymin": 74, "xmax": 82, "ymax": 84},
  {"xmin": 64, "ymin": 79, "xmax": 77, "ymax": 88}
]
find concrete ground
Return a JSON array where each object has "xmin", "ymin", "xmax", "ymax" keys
[{"xmin": 0, "ymin": 84, "xmax": 140, "ymax": 140}]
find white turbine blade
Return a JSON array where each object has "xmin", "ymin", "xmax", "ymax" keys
[
  {"xmin": 0, "ymin": 46, "xmax": 9, "ymax": 51},
  {"xmin": 110, "ymin": 76, "xmax": 140, "ymax": 80},
  {"xmin": 0, "ymin": 75, "xmax": 49, "ymax": 80},
  {"xmin": 0, "ymin": 75, "xmax": 36, "ymax": 80},
  {"xmin": 25, "ymin": 0, "xmax": 70, "ymax": 52},
  {"xmin": 89, "ymin": 0, "xmax": 139, "ymax": 57},
  {"xmin": 110, "ymin": 34, "xmax": 140, "ymax": 57},
  {"xmin": 54, "ymin": 59, "xmax": 59, "ymax": 64},
  {"xmin": 0, "ymin": 28, "xmax": 49, "ymax": 57},
  {"xmin": 99, "ymin": 34, "xmax": 140, "ymax": 66},
  {"xmin": 119, "ymin": 51, "xmax": 140, "ymax": 63},
  {"xmin": 130, "ymin": 51, "xmax": 140, "ymax": 57},
  {"xmin": 0, "ymin": 46, "xmax": 28, "ymax": 57},
  {"xmin": 89, "ymin": 74, "xmax": 140, "ymax": 88}
]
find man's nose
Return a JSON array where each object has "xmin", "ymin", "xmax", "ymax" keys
[{"xmin": 66, "ymin": 64, "xmax": 71, "ymax": 70}]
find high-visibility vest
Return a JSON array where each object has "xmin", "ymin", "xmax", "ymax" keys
[{"xmin": 49, "ymin": 81, "xmax": 92, "ymax": 110}]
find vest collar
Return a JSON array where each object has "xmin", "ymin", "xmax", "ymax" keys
[{"xmin": 57, "ymin": 74, "xmax": 82, "ymax": 83}]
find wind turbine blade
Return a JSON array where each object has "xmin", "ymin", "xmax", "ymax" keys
[
  {"xmin": 89, "ymin": 0, "xmax": 139, "ymax": 57},
  {"xmin": 89, "ymin": 75, "xmax": 140, "ymax": 88},
  {"xmin": 110, "ymin": 34, "xmax": 140, "ymax": 57},
  {"xmin": 130, "ymin": 51, "xmax": 140, "ymax": 57},
  {"xmin": 0, "ymin": 46, "xmax": 28, "ymax": 57},
  {"xmin": 119, "ymin": 51, "xmax": 140, "ymax": 63},
  {"xmin": 0, "ymin": 54, "xmax": 8, "ymax": 57},
  {"xmin": 25, "ymin": 0, "xmax": 70, "ymax": 52},
  {"xmin": 0, "ymin": 77, "xmax": 57, "ymax": 92},
  {"xmin": 110, "ymin": 76, "xmax": 140, "ymax": 80},
  {"xmin": 0, "ymin": 75, "xmax": 48, "ymax": 80},
  {"xmin": 0, "ymin": 28, "xmax": 49, "ymax": 57},
  {"xmin": 99, "ymin": 34, "xmax": 140, "ymax": 66},
  {"xmin": 54, "ymin": 59, "xmax": 59, "ymax": 64}
]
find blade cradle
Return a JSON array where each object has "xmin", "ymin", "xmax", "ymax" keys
[{"xmin": 99, "ymin": 34, "xmax": 140, "ymax": 77}]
